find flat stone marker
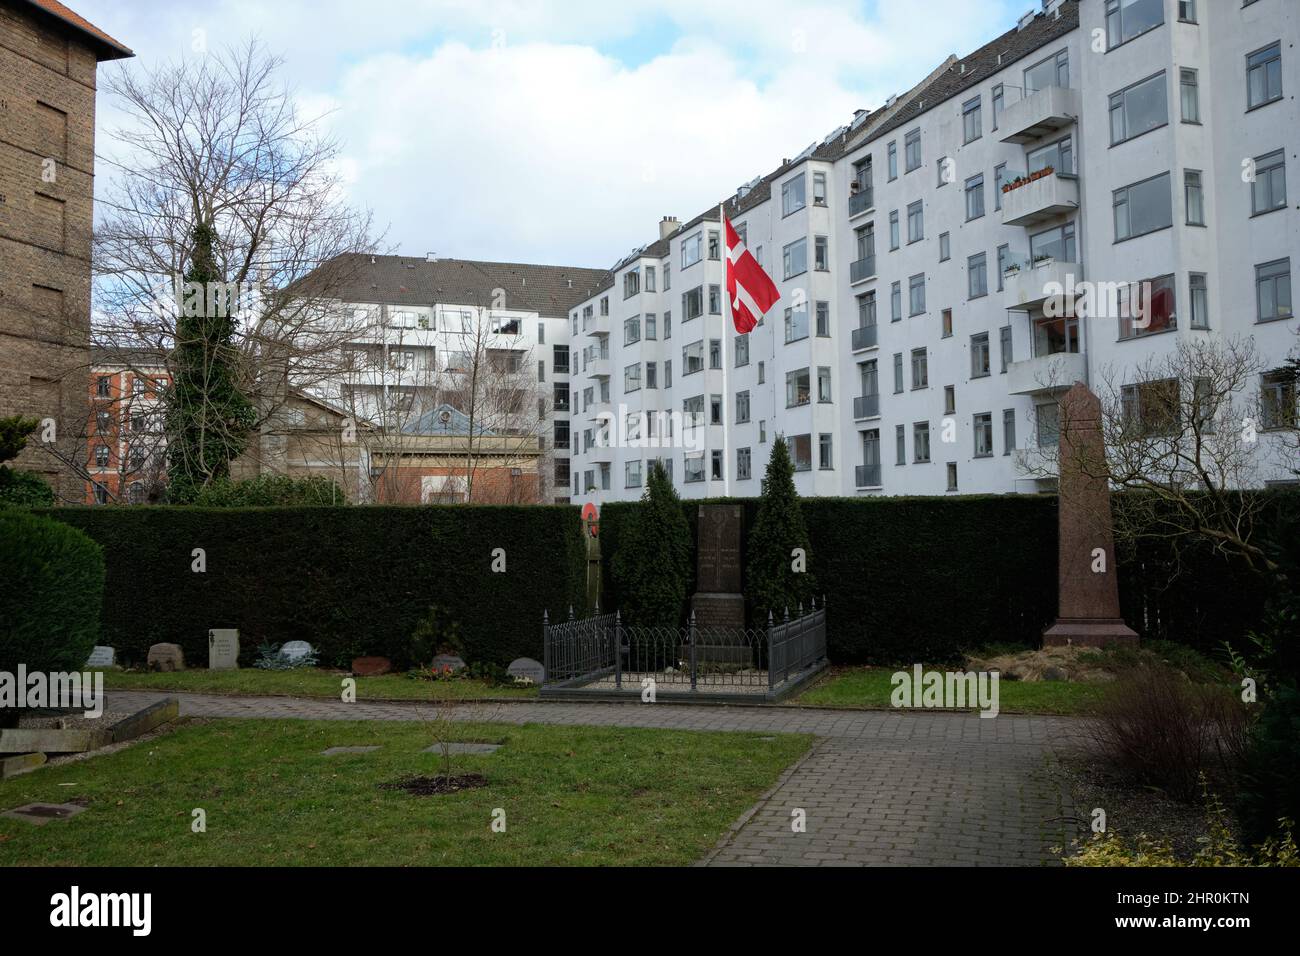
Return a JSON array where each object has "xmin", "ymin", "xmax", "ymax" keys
[
  {"xmin": 147, "ymin": 643, "xmax": 184, "ymax": 672},
  {"xmin": 351, "ymin": 656, "xmax": 392, "ymax": 676},
  {"xmin": 506, "ymin": 657, "xmax": 545, "ymax": 684},
  {"xmin": 208, "ymin": 629, "xmax": 240, "ymax": 670},
  {"xmin": 86, "ymin": 646, "xmax": 115, "ymax": 668},
  {"xmin": 430, "ymin": 654, "xmax": 467, "ymax": 674},
  {"xmin": 422, "ymin": 743, "xmax": 500, "ymax": 755},
  {"xmin": 2, "ymin": 802, "xmax": 87, "ymax": 826},
  {"xmin": 281, "ymin": 641, "xmax": 314, "ymax": 662},
  {"xmin": 320, "ymin": 746, "xmax": 381, "ymax": 756}
]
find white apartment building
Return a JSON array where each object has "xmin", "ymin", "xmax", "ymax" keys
[{"xmin": 570, "ymin": 0, "xmax": 1298, "ymax": 506}]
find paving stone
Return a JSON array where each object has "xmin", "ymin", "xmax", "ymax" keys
[
  {"xmin": 422, "ymin": 742, "xmax": 500, "ymax": 755},
  {"xmin": 320, "ymin": 745, "xmax": 381, "ymax": 756}
]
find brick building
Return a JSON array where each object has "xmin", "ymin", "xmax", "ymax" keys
[
  {"xmin": 84, "ymin": 346, "xmax": 169, "ymax": 504},
  {"xmin": 0, "ymin": 0, "xmax": 131, "ymax": 500}
]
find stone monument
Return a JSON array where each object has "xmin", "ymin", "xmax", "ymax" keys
[
  {"xmin": 147, "ymin": 643, "xmax": 184, "ymax": 672},
  {"xmin": 1042, "ymin": 382, "xmax": 1139, "ymax": 648},
  {"xmin": 208, "ymin": 629, "xmax": 240, "ymax": 670},
  {"xmin": 688, "ymin": 504, "xmax": 750, "ymax": 664}
]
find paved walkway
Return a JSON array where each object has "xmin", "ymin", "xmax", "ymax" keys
[{"xmin": 106, "ymin": 691, "xmax": 1085, "ymax": 867}]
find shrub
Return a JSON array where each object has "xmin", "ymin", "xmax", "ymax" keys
[
  {"xmin": 1086, "ymin": 665, "xmax": 1249, "ymax": 803},
  {"xmin": 0, "ymin": 511, "xmax": 105, "ymax": 695},
  {"xmin": 610, "ymin": 461, "xmax": 691, "ymax": 627},
  {"xmin": 1237, "ymin": 684, "xmax": 1300, "ymax": 846},
  {"xmin": 0, "ymin": 467, "xmax": 56, "ymax": 507},
  {"xmin": 192, "ymin": 474, "xmax": 348, "ymax": 506},
  {"xmin": 409, "ymin": 604, "xmax": 464, "ymax": 666},
  {"xmin": 745, "ymin": 436, "xmax": 815, "ymax": 623}
]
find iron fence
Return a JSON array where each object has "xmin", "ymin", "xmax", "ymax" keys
[{"xmin": 541, "ymin": 599, "xmax": 828, "ymax": 701}]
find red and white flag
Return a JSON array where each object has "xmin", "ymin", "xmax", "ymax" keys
[{"xmin": 724, "ymin": 216, "xmax": 780, "ymax": 334}]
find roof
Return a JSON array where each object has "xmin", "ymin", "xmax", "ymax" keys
[
  {"xmin": 311, "ymin": 253, "xmax": 610, "ymax": 318},
  {"xmin": 17, "ymin": 0, "xmax": 133, "ymax": 59},
  {"xmin": 91, "ymin": 344, "xmax": 168, "ymax": 369},
  {"xmin": 402, "ymin": 403, "xmax": 493, "ymax": 436}
]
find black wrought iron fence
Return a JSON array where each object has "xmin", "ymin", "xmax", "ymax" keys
[{"xmin": 541, "ymin": 599, "xmax": 828, "ymax": 701}]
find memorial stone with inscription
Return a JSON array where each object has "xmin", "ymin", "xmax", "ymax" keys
[{"xmin": 208, "ymin": 629, "xmax": 240, "ymax": 670}]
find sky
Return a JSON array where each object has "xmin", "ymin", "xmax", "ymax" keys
[{"xmin": 76, "ymin": 0, "xmax": 1027, "ymax": 270}]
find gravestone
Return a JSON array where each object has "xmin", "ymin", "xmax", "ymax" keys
[
  {"xmin": 688, "ymin": 504, "xmax": 750, "ymax": 664},
  {"xmin": 85, "ymin": 646, "xmax": 115, "ymax": 668},
  {"xmin": 430, "ymin": 654, "xmax": 467, "ymax": 674},
  {"xmin": 506, "ymin": 657, "xmax": 545, "ymax": 684},
  {"xmin": 208, "ymin": 629, "xmax": 240, "ymax": 670},
  {"xmin": 146, "ymin": 643, "xmax": 184, "ymax": 672},
  {"xmin": 280, "ymin": 641, "xmax": 314, "ymax": 662},
  {"xmin": 1042, "ymin": 382, "xmax": 1139, "ymax": 648}
]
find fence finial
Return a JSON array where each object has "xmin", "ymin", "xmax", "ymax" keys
[
  {"xmin": 823, "ymin": 593, "xmax": 827, "ymax": 609},
  {"xmin": 798, "ymin": 601, "xmax": 804, "ymax": 617},
  {"xmin": 568, "ymin": 604, "xmax": 575, "ymax": 621},
  {"xmin": 543, "ymin": 608, "xmax": 550, "ymax": 625},
  {"xmin": 810, "ymin": 595, "xmax": 816, "ymax": 611},
  {"xmin": 783, "ymin": 606, "xmax": 790, "ymax": 623},
  {"xmin": 767, "ymin": 609, "xmax": 774, "ymax": 626},
  {"xmin": 594, "ymin": 598, "xmax": 600, "ymax": 615},
  {"xmin": 615, "ymin": 609, "xmax": 621, "ymax": 625}
]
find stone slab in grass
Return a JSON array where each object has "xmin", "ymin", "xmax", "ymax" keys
[
  {"xmin": 320, "ymin": 746, "xmax": 381, "ymax": 756},
  {"xmin": 2, "ymin": 802, "xmax": 87, "ymax": 826},
  {"xmin": 422, "ymin": 742, "xmax": 500, "ymax": 755},
  {"xmin": 0, "ymin": 752, "xmax": 47, "ymax": 780}
]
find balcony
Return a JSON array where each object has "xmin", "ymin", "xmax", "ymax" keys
[
  {"xmin": 1003, "ymin": 256, "xmax": 1081, "ymax": 312},
  {"xmin": 1007, "ymin": 350, "xmax": 1086, "ymax": 396},
  {"xmin": 851, "ymin": 324, "xmax": 878, "ymax": 352},
  {"xmin": 848, "ymin": 186, "xmax": 874, "ymax": 218},
  {"xmin": 855, "ymin": 463, "xmax": 882, "ymax": 489},
  {"xmin": 853, "ymin": 394, "xmax": 880, "ymax": 420},
  {"xmin": 585, "ymin": 355, "xmax": 610, "ymax": 379},
  {"xmin": 998, "ymin": 85, "xmax": 1081, "ymax": 145},
  {"xmin": 849, "ymin": 255, "xmax": 877, "ymax": 285},
  {"xmin": 1001, "ymin": 169, "xmax": 1079, "ymax": 227}
]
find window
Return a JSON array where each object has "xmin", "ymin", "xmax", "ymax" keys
[
  {"xmin": 1037, "ymin": 402, "xmax": 1060, "ymax": 447},
  {"xmin": 997, "ymin": 244, "xmax": 1010, "ymax": 292},
  {"xmin": 1109, "ymin": 72, "xmax": 1168, "ymax": 145},
  {"xmin": 553, "ymin": 344, "xmax": 570, "ymax": 373},
  {"xmin": 664, "ymin": 262, "xmax": 671, "ymax": 290},
  {"xmin": 965, "ymin": 174, "xmax": 985, "ymax": 221},
  {"xmin": 683, "ymin": 341, "xmax": 704, "ymax": 375},
  {"xmin": 709, "ymin": 339, "xmax": 722, "ymax": 369},
  {"xmin": 93, "ymin": 482, "xmax": 109, "ymax": 505},
  {"xmin": 939, "ymin": 232, "xmax": 950, "ymax": 262},
  {"xmin": 907, "ymin": 201, "xmax": 923, "ymax": 243},
  {"xmin": 683, "ymin": 394, "xmax": 704, "ymax": 428},
  {"xmin": 813, "ymin": 171, "xmax": 827, "ymax": 205},
  {"xmin": 625, "ymin": 460, "xmax": 643, "ymax": 488},
  {"xmin": 946, "ymin": 462, "xmax": 958, "ymax": 492},
  {"xmin": 760, "ymin": 420, "xmax": 766, "ymax": 443},
  {"xmin": 600, "ymin": 297, "xmax": 609, "ymax": 316},
  {"xmin": 783, "ymin": 238, "xmax": 808, "ymax": 279},
  {"xmin": 683, "ymin": 286, "xmax": 703, "ymax": 320},
  {"xmin": 909, "ymin": 274, "xmax": 926, "ymax": 316},
  {"xmin": 1257, "ymin": 259, "xmax": 1293, "ymax": 322},
  {"xmin": 1105, "ymin": 0, "xmax": 1164, "ymax": 50},
  {"xmin": 707, "ymin": 231, "xmax": 720, "ymax": 260},
  {"xmin": 685, "ymin": 454, "xmax": 705, "ymax": 483},
  {"xmin": 1118, "ymin": 274, "xmax": 1177, "ymax": 339},
  {"xmin": 892, "ymin": 353, "xmax": 903, "ymax": 394},
  {"xmin": 818, "ymin": 433, "xmax": 833, "ymax": 470},
  {"xmin": 895, "ymin": 424, "xmax": 906, "ymax": 466},
  {"xmin": 973, "ymin": 412, "xmax": 993, "ymax": 458},
  {"xmin": 971, "ymin": 333, "xmax": 991, "ymax": 378},
  {"xmin": 665, "ymin": 359, "xmax": 672, "ymax": 388},
  {"xmin": 1189, "ymin": 273, "xmax": 1209, "ymax": 330},
  {"xmin": 1003, "ymin": 409, "xmax": 1016, "ymax": 455},
  {"xmin": 1261, "ymin": 369, "xmax": 1298, "ymax": 430},
  {"xmin": 623, "ymin": 267, "xmax": 640, "ymax": 298},
  {"xmin": 645, "ymin": 265, "xmax": 656, "ymax": 292},
  {"xmin": 999, "ymin": 325, "xmax": 1013, "ymax": 373},
  {"xmin": 962, "ymin": 96, "xmax": 981, "ymax": 144},
  {"xmin": 904, "ymin": 128, "xmax": 921, "ymax": 172},
  {"xmin": 814, "ymin": 236, "xmax": 829, "ymax": 271},
  {"xmin": 992, "ymin": 85, "xmax": 1004, "ymax": 130},
  {"xmin": 646, "ymin": 362, "xmax": 658, "ymax": 388},
  {"xmin": 1114, "ymin": 172, "xmax": 1172, "ymax": 241},
  {"xmin": 913, "ymin": 422, "xmax": 931, "ymax": 463},
  {"xmin": 816, "ymin": 301, "xmax": 830, "ymax": 337},
  {"xmin": 1025, "ymin": 49, "xmax": 1069, "ymax": 93},
  {"xmin": 944, "ymin": 385, "xmax": 956, "ymax": 416},
  {"xmin": 664, "ymin": 311, "xmax": 671, "ymax": 338},
  {"xmin": 1027, "ymin": 136, "xmax": 1072, "ymax": 176},
  {"xmin": 644, "ymin": 313, "xmax": 657, "ymax": 340},
  {"xmin": 1185, "ymin": 170, "xmax": 1205, "ymax": 226},
  {"xmin": 94, "ymin": 445, "xmax": 109, "ymax": 467},
  {"xmin": 1251, "ymin": 150, "xmax": 1287, "ymax": 216},
  {"xmin": 758, "ymin": 361, "xmax": 764, "ymax": 384},
  {"xmin": 1178, "ymin": 0, "xmax": 1196, "ymax": 23},
  {"xmin": 1247, "ymin": 42, "xmax": 1283, "ymax": 110},
  {"xmin": 942, "ymin": 308, "xmax": 953, "ymax": 338},
  {"xmin": 791, "ymin": 435, "xmax": 812, "ymax": 472},
  {"xmin": 624, "ymin": 363, "xmax": 641, "ymax": 392},
  {"xmin": 937, "ymin": 156, "xmax": 952, "ymax": 187},
  {"xmin": 709, "ymin": 285, "xmax": 721, "ymax": 314},
  {"xmin": 538, "ymin": 360, "xmax": 546, "ymax": 383},
  {"xmin": 994, "ymin": 163, "xmax": 1007, "ymax": 211},
  {"xmin": 890, "ymin": 282, "xmax": 902, "ymax": 323},
  {"xmin": 1121, "ymin": 379, "xmax": 1180, "ymax": 437},
  {"xmin": 624, "ymin": 315, "xmax": 641, "ymax": 345},
  {"xmin": 887, "ymin": 141, "xmax": 898, "ymax": 180},
  {"xmin": 786, "ymin": 367, "xmax": 811, "ymax": 407},
  {"xmin": 682, "ymin": 232, "xmax": 703, "ymax": 268},
  {"xmin": 817, "ymin": 366, "xmax": 832, "ymax": 404},
  {"xmin": 784, "ymin": 306, "xmax": 809, "ymax": 343},
  {"xmin": 910, "ymin": 348, "xmax": 928, "ymax": 390},
  {"xmin": 968, "ymin": 253, "xmax": 988, "ymax": 299},
  {"xmin": 736, "ymin": 390, "xmax": 751, "ymax": 423},
  {"xmin": 736, "ymin": 335, "xmax": 750, "ymax": 367},
  {"xmin": 737, "ymin": 447, "xmax": 752, "ymax": 481},
  {"xmin": 889, "ymin": 210, "xmax": 900, "ymax": 250},
  {"xmin": 1180, "ymin": 69, "xmax": 1200, "ymax": 123},
  {"xmin": 710, "ymin": 394, "xmax": 723, "ymax": 426},
  {"xmin": 782, "ymin": 174, "xmax": 807, "ymax": 216}
]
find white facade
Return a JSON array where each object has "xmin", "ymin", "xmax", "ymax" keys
[{"xmin": 569, "ymin": 0, "xmax": 1299, "ymax": 507}]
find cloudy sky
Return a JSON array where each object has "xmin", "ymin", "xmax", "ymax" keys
[{"xmin": 78, "ymin": 0, "xmax": 1026, "ymax": 270}]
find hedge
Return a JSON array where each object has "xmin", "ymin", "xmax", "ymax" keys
[
  {"xmin": 601, "ymin": 492, "xmax": 1299, "ymax": 665},
  {"xmin": 43, "ymin": 505, "xmax": 586, "ymax": 669}
]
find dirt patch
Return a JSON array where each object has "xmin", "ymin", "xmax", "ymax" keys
[
  {"xmin": 379, "ymin": 773, "xmax": 488, "ymax": 796},
  {"xmin": 967, "ymin": 646, "xmax": 1117, "ymax": 683}
]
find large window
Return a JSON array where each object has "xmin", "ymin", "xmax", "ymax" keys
[
  {"xmin": 1121, "ymin": 379, "xmax": 1180, "ymax": 437},
  {"xmin": 783, "ymin": 238, "xmax": 808, "ymax": 279},
  {"xmin": 786, "ymin": 367, "xmax": 811, "ymax": 408},
  {"xmin": 962, "ymin": 96, "xmax": 982, "ymax": 144},
  {"xmin": 681, "ymin": 232, "xmax": 703, "ymax": 269},
  {"xmin": 909, "ymin": 274, "xmax": 926, "ymax": 316},
  {"xmin": 1027, "ymin": 136, "xmax": 1072, "ymax": 176},
  {"xmin": 1261, "ymin": 370, "xmax": 1298, "ymax": 430},
  {"xmin": 1024, "ymin": 49, "xmax": 1069, "ymax": 93},
  {"xmin": 623, "ymin": 315, "xmax": 640, "ymax": 345},
  {"xmin": 965, "ymin": 174, "xmax": 985, "ymax": 221},
  {"xmin": 968, "ymin": 252, "xmax": 988, "ymax": 299},
  {"xmin": 973, "ymin": 413, "xmax": 994, "ymax": 458},
  {"xmin": 1185, "ymin": 170, "xmax": 1205, "ymax": 226},
  {"xmin": 910, "ymin": 348, "xmax": 928, "ymax": 389},
  {"xmin": 913, "ymin": 422, "xmax": 931, "ymax": 463},
  {"xmin": 907, "ymin": 201, "xmax": 923, "ymax": 243},
  {"xmin": 623, "ymin": 363, "xmax": 641, "ymax": 393},
  {"xmin": 1109, "ymin": 72, "xmax": 1167, "ymax": 145},
  {"xmin": 1030, "ymin": 221, "xmax": 1077, "ymax": 263},
  {"xmin": 904, "ymin": 128, "xmax": 921, "ymax": 172},
  {"xmin": 1247, "ymin": 42, "xmax": 1283, "ymax": 110},
  {"xmin": 1033, "ymin": 313, "xmax": 1079, "ymax": 356},
  {"xmin": 1114, "ymin": 172, "xmax": 1172, "ymax": 241},
  {"xmin": 1105, "ymin": 0, "xmax": 1163, "ymax": 50},
  {"xmin": 791, "ymin": 435, "xmax": 812, "ymax": 472},
  {"xmin": 1180, "ymin": 68, "xmax": 1200, "ymax": 123},
  {"xmin": 1251, "ymin": 150, "xmax": 1287, "ymax": 215},
  {"xmin": 784, "ymin": 306, "xmax": 809, "ymax": 343},
  {"xmin": 623, "ymin": 267, "xmax": 640, "ymax": 299},
  {"xmin": 1256, "ymin": 259, "xmax": 1293, "ymax": 323},
  {"xmin": 683, "ymin": 286, "xmax": 703, "ymax": 321},
  {"xmin": 781, "ymin": 174, "xmax": 806, "ymax": 216},
  {"xmin": 971, "ymin": 333, "xmax": 991, "ymax": 378},
  {"xmin": 683, "ymin": 340, "xmax": 704, "ymax": 375},
  {"xmin": 1118, "ymin": 274, "xmax": 1176, "ymax": 339}
]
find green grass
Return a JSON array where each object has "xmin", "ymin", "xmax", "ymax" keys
[
  {"xmin": 99, "ymin": 667, "xmax": 538, "ymax": 701},
  {"xmin": 0, "ymin": 719, "xmax": 810, "ymax": 866},
  {"xmin": 797, "ymin": 666, "xmax": 1108, "ymax": 715}
]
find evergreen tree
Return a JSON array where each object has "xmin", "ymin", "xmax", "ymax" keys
[
  {"xmin": 612, "ymin": 460, "xmax": 691, "ymax": 627},
  {"xmin": 746, "ymin": 435, "xmax": 815, "ymax": 622},
  {"xmin": 165, "ymin": 223, "xmax": 257, "ymax": 502}
]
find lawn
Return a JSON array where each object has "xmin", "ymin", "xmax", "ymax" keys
[
  {"xmin": 797, "ymin": 666, "xmax": 1108, "ymax": 715},
  {"xmin": 0, "ymin": 719, "xmax": 810, "ymax": 866},
  {"xmin": 99, "ymin": 667, "xmax": 538, "ymax": 701}
]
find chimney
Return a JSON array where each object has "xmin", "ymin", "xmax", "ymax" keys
[{"xmin": 659, "ymin": 216, "xmax": 679, "ymax": 240}]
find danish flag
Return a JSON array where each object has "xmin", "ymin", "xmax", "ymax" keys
[{"xmin": 724, "ymin": 215, "xmax": 780, "ymax": 334}]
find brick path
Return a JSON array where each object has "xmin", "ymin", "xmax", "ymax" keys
[{"xmin": 106, "ymin": 691, "xmax": 1084, "ymax": 866}]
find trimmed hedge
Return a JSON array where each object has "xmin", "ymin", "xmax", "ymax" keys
[
  {"xmin": 0, "ymin": 510, "xmax": 105, "ymax": 675},
  {"xmin": 601, "ymin": 492, "xmax": 1299, "ymax": 665},
  {"xmin": 43, "ymin": 506, "xmax": 586, "ymax": 669}
]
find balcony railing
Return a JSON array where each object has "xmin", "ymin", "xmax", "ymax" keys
[
  {"xmin": 853, "ymin": 394, "xmax": 880, "ymax": 419},
  {"xmin": 850, "ymin": 255, "xmax": 877, "ymax": 284},
  {"xmin": 855, "ymin": 463, "xmax": 882, "ymax": 488},
  {"xmin": 851, "ymin": 324, "xmax": 878, "ymax": 351},
  {"xmin": 848, "ymin": 186, "xmax": 874, "ymax": 217}
]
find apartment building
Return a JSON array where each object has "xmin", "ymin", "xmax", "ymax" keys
[
  {"xmin": 570, "ymin": 0, "xmax": 1298, "ymax": 506},
  {"xmin": 0, "ymin": 0, "xmax": 131, "ymax": 500},
  {"xmin": 84, "ymin": 346, "xmax": 169, "ymax": 504}
]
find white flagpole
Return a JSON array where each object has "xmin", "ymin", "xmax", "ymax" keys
[{"xmin": 718, "ymin": 201, "xmax": 731, "ymax": 498}]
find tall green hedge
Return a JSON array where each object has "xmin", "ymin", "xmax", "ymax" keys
[
  {"xmin": 43, "ymin": 506, "xmax": 586, "ymax": 669},
  {"xmin": 601, "ymin": 492, "xmax": 1297, "ymax": 664}
]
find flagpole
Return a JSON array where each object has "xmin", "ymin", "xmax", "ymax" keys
[{"xmin": 718, "ymin": 201, "xmax": 730, "ymax": 499}]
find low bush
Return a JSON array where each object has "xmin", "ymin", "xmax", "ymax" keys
[
  {"xmin": 1237, "ymin": 683, "xmax": 1300, "ymax": 846},
  {"xmin": 192, "ymin": 474, "xmax": 348, "ymax": 506}
]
